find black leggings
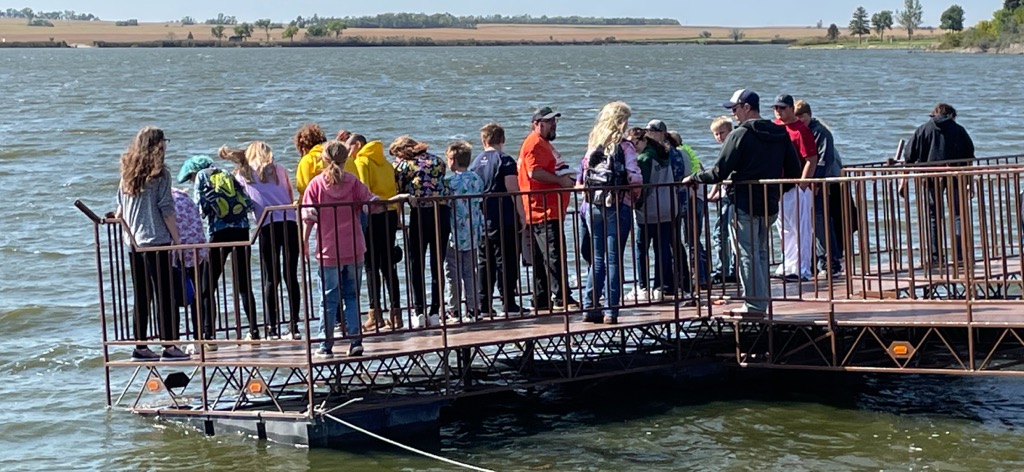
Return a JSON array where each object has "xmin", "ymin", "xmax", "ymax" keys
[
  {"xmin": 204, "ymin": 227, "xmax": 259, "ymax": 337},
  {"xmin": 365, "ymin": 210, "xmax": 401, "ymax": 311},
  {"xmin": 258, "ymin": 220, "xmax": 300, "ymax": 332},
  {"xmin": 407, "ymin": 206, "xmax": 451, "ymax": 315},
  {"xmin": 129, "ymin": 249, "xmax": 176, "ymax": 349}
]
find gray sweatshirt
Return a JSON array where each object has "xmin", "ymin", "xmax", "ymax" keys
[{"xmin": 117, "ymin": 169, "xmax": 176, "ymax": 247}]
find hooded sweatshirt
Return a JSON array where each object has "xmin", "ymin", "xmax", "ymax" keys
[
  {"xmin": 906, "ymin": 114, "xmax": 975, "ymax": 166},
  {"xmin": 692, "ymin": 119, "xmax": 802, "ymax": 217},
  {"xmin": 295, "ymin": 143, "xmax": 325, "ymax": 198},
  {"xmin": 352, "ymin": 140, "xmax": 399, "ymax": 212},
  {"xmin": 637, "ymin": 142, "xmax": 678, "ymax": 224}
]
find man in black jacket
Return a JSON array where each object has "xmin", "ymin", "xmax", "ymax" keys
[
  {"xmin": 683, "ymin": 89, "xmax": 802, "ymax": 315},
  {"xmin": 906, "ymin": 103, "xmax": 975, "ymax": 265}
]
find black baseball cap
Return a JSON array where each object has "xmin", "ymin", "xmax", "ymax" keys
[
  {"xmin": 773, "ymin": 94, "xmax": 795, "ymax": 108},
  {"xmin": 532, "ymin": 106, "xmax": 561, "ymax": 122},
  {"xmin": 645, "ymin": 119, "xmax": 668, "ymax": 133}
]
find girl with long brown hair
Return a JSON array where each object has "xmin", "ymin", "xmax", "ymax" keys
[{"xmin": 116, "ymin": 126, "xmax": 189, "ymax": 361}]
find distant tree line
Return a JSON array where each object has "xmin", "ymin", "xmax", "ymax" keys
[
  {"xmin": 0, "ymin": 7, "xmax": 99, "ymax": 21},
  {"xmin": 199, "ymin": 11, "xmax": 678, "ymax": 30}
]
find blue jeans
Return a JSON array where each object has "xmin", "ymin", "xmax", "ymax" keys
[
  {"xmin": 319, "ymin": 263, "xmax": 362, "ymax": 352},
  {"xmin": 584, "ymin": 203, "xmax": 633, "ymax": 318},
  {"xmin": 713, "ymin": 196, "xmax": 735, "ymax": 278},
  {"xmin": 730, "ymin": 208, "xmax": 776, "ymax": 313}
]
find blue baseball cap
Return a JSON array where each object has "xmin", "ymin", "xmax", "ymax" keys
[{"xmin": 722, "ymin": 89, "xmax": 759, "ymax": 109}]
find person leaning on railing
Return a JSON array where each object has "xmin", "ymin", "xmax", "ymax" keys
[
  {"xmin": 683, "ymin": 89, "xmax": 802, "ymax": 317},
  {"xmin": 220, "ymin": 141, "xmax": 302, "ymax": 341},
  {"xmin": 115, "ymin": 126, "xmax": 190, "ymax": 362}
]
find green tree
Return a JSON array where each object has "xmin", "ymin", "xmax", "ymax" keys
[
  {"xmin": 896, "ymin": 0, "xmax": 924, "ymax": 41},
  {"xmin": 827, "ymin": 23, "xmax": 841, "ymax": 41},
  {"xmin": 326, "ymin": 19, "xmax": 347, "ymax": 38},
  {"xmin": 181, "ymin": 16, "xmax": 195, "ymax": 25},
  {"xmin": 699, "ymin": 30, "xmax": 712, "ymax": 39},
  {"xmin": 729, "ymin": 28, "xmax": 744, "ymax": 42},
  {"xmin": 1005, "ymin": 0, "xmax": 1022, "ymax": 11},
  {"xmin": 282, "ymin": 23, "xmax": 299, "ymax": 42},
  {"xmin": 849, "ymin": 6, "xmax": 870, "ymax": 43},
  {"xmin": 254, "ymin": 18, "xmax": 272, "ymax": 41},
  {"xmin": 305, "ymin": 24, "xmax": 328, "ymax": 38},
  {"xmin": 940, "ymin": 5, "xmax": 965, "ymax": 32},
  {"xmin": 233, "ymin": 23, "xmax": 253, "ymax": 41},
  {"xmin": 21, "ymin": 7, "xmax": 33, "ymax": 25},
  {"xmin": 211, "ymin": 25, "xmax": 225, "ymax": 42},
  {"xmin": 871, "ymin": 10, "xmax": 894, "ymax": 41}
]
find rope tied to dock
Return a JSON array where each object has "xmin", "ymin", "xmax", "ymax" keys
[{"xmin": 320, "ymin": 399, "xmax": 496, "ymax": 472}]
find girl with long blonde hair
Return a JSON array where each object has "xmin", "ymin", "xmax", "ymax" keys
[
  {"xmin": 116, "ymin": 126, "xmax": 189, "ymax": 361},
  {"xmin": 219, "ymin": 141, "xmax": 301, "ymax": 339},
  {"xmin": 580, "ymin": 101, "xmax": 642, "ymax": 325}
]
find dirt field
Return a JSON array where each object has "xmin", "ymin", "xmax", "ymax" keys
[{"xmin": 0, "ymin": 19, "xmax": 944, "ymax": 45}]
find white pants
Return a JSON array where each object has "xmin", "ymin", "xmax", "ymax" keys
[{"xmin": 775, "ymin": 187, "xmax": 813, "ymax": 279}]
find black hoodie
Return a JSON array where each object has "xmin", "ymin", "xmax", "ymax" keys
[
  {"xmin": 693, "ymin": 119, "xmax": 802, "ymax": 216},
  {"xmin": 906, "ymin": 114, "xmax": 975, "ymax": 166}
]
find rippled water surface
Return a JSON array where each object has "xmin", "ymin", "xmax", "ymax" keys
[{"xmin": 2, "ymin": 45, "xmax": 1024, "ymax": 470}]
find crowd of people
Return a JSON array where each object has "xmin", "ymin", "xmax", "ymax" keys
[{"xmin": 114, "ymin": 92, "xmax": 974, "ymax": 361}]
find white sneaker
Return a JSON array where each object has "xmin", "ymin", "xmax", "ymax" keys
[
  {"xmin": 411, "ymin": 314, "xmax": 427, "ymax": 329},
  {"xmin": 427, "ymin": 313, "xmax": 441, "ymax": 327},
  {"xmin": 627, "ymin": 287, "xmax": 651, "ymax": 302},
  {"xmin": 649, "ymin": 288, "xmax": 663, "ymax": 301},
  {"xmin": 461, "ymin": 313, "xmax": 479, "ymax": 323}
]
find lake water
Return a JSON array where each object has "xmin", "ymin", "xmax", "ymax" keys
[{"xmin": 2, "ymin": 44, "xmax": 1024, "ymax": 470}]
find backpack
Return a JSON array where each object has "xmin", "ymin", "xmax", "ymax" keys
[
  {"xmin": 201, "ymin": 169, "xmax": 249, "ymax": 224},
  {"xmin": 584, "ymin": 142, "xmax": 627, "ymax": 206}
]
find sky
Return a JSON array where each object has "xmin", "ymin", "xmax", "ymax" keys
[{"xmin": 13, "ymin": 0, "xmax": 1007, "ymax": 26}]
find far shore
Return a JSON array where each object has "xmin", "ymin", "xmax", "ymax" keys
[{"xmin": 0, "ymin": 18, "xmax": 863, "ymax": 48}]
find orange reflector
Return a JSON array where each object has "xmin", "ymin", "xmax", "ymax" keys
[
  {"xmin": 146, "ymin": 378, "xmax": 161, "ymax": 392},
  {"xmin": 888, "ymin": 341, "xmax": 914, "ymax": 359},
  {"xmin": 247, "ymin": 380, "xmax": 264, "ymax": 395}
]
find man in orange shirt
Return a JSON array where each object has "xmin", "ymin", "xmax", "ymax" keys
[{"xmin": 518, "ymin": 106, "xmax": 579, "ymax": 311}]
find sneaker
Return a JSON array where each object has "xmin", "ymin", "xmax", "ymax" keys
[
  {"xmin": 427, "ymin": 313, "xmax": 441, "ymax": 327},
  {"xmin": 411, "ymin": 314, "xmax": 427, "ymax": 329},
  {"xmin": 131, "ymin": 347, "xmax": 161, "ymax": 362},
  {"xmin": 333, "ymin": 324, "xmax": 344, "ymax": 336},
  {"xmin": 461, "ymin": 312, "xmax": 480, "ymax": 323},
  {"xmin": 314, "ymin": 348, "xmax": 334, "ymax": 359},
  {"xmin": 602, "ymin": 315, "xmax": 618, "ymax": 325},
  {"xmin": 626, "ymin": 287, "xmax": 650, "ymax": 302},
  {"xmin": 348, "ymin": 344, "xmax": 364, "ymax": 357},
  {"xmin": 290, "ymin": 332, "xmax": 303, "ymax": 340},
  {"xmin": 649, "ymin": 288, "xmax": 664, "ymax": 301},
  {"xmin": 203, "ymin": 343, "xmax": 219, "ymax": 352},
  {"xmin": 783, "ymin": 274, "xmax": 802, "ymax": 282},
  {"xmin": 444, "ymin": 311, "xmax": 461, "ymax": 325},
  {"xmin": 243, "ymin": 331, "xmax": 261, "ymax": 345},
  {"xmin": 266, "ymin": 330, "xmax": 281, "ymax": 340},
  {"xmin": 581, "ymin": 313, "xmax": 603, "ymax": 323},
  {"xmin": 504, "ymin": 304, "xmax": 529, "ymax": 316},
  {"xmin": 728, "ymin": 306, "xmax": 767, "ymax": 319},
  {"xmin": 161, "ymin": 346, "xmax": 191, "ymax": 362}
]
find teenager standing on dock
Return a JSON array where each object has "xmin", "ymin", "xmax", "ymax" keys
[
  {"xmin": 294, "ymin": 124, "xmax": 328, "ymax": 198},
  {"xmin": 220, "ymin": 142, "xmax": 301, "ymax": 340},
  {"xmin": 301, "ymin": 141, "xmax": 373, "ymax": 359},
  {"xmin": 794, "ymin": 100, "xmax": 844, "ymax": 277},
  {"xmin": 581, "ymin": 102, "xmax": 642, "ymax": 324},
  {"xmin": 772, "ymin": 94, "xmax": 818, "ymax": 282},
  {"xmin": 684, "ymin": 90, "xmax": 802, "ymax": 316},
  {"xmin": 470, "ymin": 123, "xmax": 528, "ymax": 317},
  {"xmin": 178, "ymin": 155, "xmax": 260, "ymax": 341},
  {"xmin": 345, "ymin": 134, "xmax": 404, "ymax": 331},
  {"xmin": 631, "ymin": 120, "xmax": 678, "ymax": 303},
  {"xmin": 906, "ymin": 103, "xmax": 975, "ymax": 265},
  {"xmin": 116, "ymin": 126, "xmax": 189, "ymax": 361},
  {"xmin": 519, "ymin": 106, "xmax": 580, "ymax": 312},
  {"xmin": 391, "ymin": 136, "xmax": 450, "ymax": 328}
]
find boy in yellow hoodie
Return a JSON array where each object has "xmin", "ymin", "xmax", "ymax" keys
[{"xmin": 345, "ymin": 134, "xmax": 404, "ymax": 330}]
